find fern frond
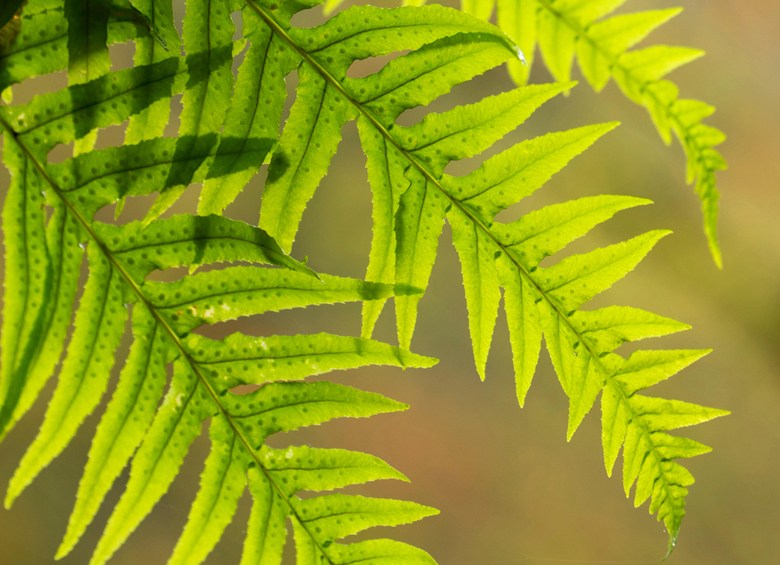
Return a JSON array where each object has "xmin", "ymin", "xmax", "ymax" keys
[
  {"xmin": 0, "ymin": 0, "xmax": 727, "ymax": 559},
  {"xmin": 439, "ymin": 116, "xmax": 728, "ymax": 541},
  {"xmin": 208, "ymin": 0, "xmax": 727, "ymax": 545},
  {"xmin": 275, "ymin": 3, "xmax": 727, "ymax": 540},
  {"xmin": 223, "ymin": 1, "xmax": 527, "ymax": 339},
  {"xmin": 470, "ymin": 186, "xmax": 727, "ymax": 548},
  {"xmin": 601, "ymin": 349, "xmax": 725, "ymax": 552},
  {"xmin": 1, "ymin": 3, "xmax": 442, "ymax": 563},
  {"xmin": 0, "ymin": 157, "xmax": 437, "ymax": 562}
]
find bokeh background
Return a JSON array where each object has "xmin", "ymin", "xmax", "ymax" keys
[{"xmin": 1, "ymin": 1, "xmax": 779, "ymax": 563}]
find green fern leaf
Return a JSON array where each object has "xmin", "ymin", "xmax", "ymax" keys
[
  {"xmin": 260, "ymin": 62, "xmax": 352, "ymax": 249},
  {"xmin": 64, "ymin": 0, "xmax": 110, "ymax": 86},
  {"xmin": 86, "ymin": 359, "xmax": 212, "ymax": 564},
  {"xmin": 56, "ymin": 304, "xmax": 172, "ymax": 558},
  {"xmin": 123, "ymin": 0, "xmax": 179, "ymax": 144},
  {"xmin": 3, "ymin": 57, "xmax": 187, "ymax": 157},
  {"xmin": 254, "ymin": 3, "xmax": 509, "ymax": 251},
  {"xmin": 0, "ymin": 167, "xmax": 437, "ymax": 562},
  {"xmin": 1, "ymin": 3, "xmax": 446, "ymax": 563},
  {"xmin": 601, "ymin": 348, "xmax": 727, "ymax": 551},
  {"xmin": 0, "ymin": 4, "xmax": 68, "ymax": 90},
  {"xmin": 576, "ymin": 9, "xmax": 682, "ymax": 90},
  {"xmin": 454, "ymin": 143, "xmax": 727, "ymax": 543},
  {"xmin": 321, "ymin": 38, "xmax": 724, "ymax": 540},
  {"xmin": 167, "ymin": 415, "xmax": 250, "ymax": 565},
  {"xmin": 198, "ymin": 7, "xmax": 294, "ymax": 213},
  {"xmin": 147, "ymin": 0, "xmax": 233, "ymax": 219},
  {"xmin": 0, "ymin": 0, "xmax": 728, "ymax": 560},
  {"xmin": 0, "ymin": 144, "xmax": 81, "ymax": 442},
  {"xmin": 179, "ymin": 0, "xmax": 727, "ymax": 546}
]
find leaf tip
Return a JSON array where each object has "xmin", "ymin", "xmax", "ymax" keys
[
  {"xmin": 710, "ymin": 407, "xmax": 731, "ymax": 421},
  {"xmin": 513, "ymin": 44, "xmax": 527, "ymax": 66},
  {"xmin": 600, "ymin": 120, "xmax": 621, "ymax": 134},
  {"xmin": 515, "ymin": 389, "xmax": 529, "ymax": 409},
  {"xmin": 4, "ymin": 471, "xmax": 26, "ymax": 510},
  {"xmin": 709, "ymin": 241, "xmax": 723, "ymax": 270},
  {"xmin": 564, "ymin": 418, "xmax": 578, "ymax": 442},
  {"xmin": 642, "ymin": 229, "xmax": 674, "ymax": 252},
  {"xmin": 54, "ymin": 542, "xmax": 72, "ymax": 561},
  {"xmin": 664, "ymin": 529, "xmax": 679, "ymax": 559}
]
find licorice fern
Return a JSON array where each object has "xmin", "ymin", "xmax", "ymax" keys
[
  {"xmin": 326, "ymin": 0, "xmax": 727, "ymax": 267},
  {"xmin": 0, "ymin": 0, "xmax": 726, "ymax": 563}
]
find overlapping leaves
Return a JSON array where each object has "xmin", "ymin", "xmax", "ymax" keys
[
  {"xmin": 326, "ymin": 0, "xmax": 727, "ymax": 266},
  {"xmin": 0, "ymin": 131, "xmax": 439, "ymax": 564},
  {"xmin": 252, "ymin": 0, "xmax": 727, "ymax": 547},
  {"xmin": 0, "ymin": 0, "xmax": 726, "ymax": 561},
  {"xmin": 0, "ymin": 2, "xmax": 442, "ymax": 564}
]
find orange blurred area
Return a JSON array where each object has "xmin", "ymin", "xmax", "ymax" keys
[{"xmin": 1, "ymin": 2, "xmax": 778, "ymax": 564}]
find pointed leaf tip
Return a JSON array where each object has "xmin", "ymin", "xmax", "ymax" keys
[{"xmin": 665, "ymin": 529, "xmax": 678, "ymax": 559}]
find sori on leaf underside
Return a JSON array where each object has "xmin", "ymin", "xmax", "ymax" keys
[{"xmin": 0, "ymin": 0, "xmax": 727, "ymax": 563}]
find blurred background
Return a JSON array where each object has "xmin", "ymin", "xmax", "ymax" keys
[{"xmin": 1, "ymin": 1, "xmax": 779, "ymax": 564}]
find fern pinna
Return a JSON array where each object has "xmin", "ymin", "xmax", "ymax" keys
[
  {"xmin": 0, "ymin": 0, "xmax": 725, "ymax": 563},
  {"xmin": 326, "ymin": 0, "xmax": 728, "ymax": 267}
]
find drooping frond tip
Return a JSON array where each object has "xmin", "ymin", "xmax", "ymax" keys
[
  {"xmin": 601, "ymin": 348, "xmax": 729, "ymax": 550},
  {"xmin": 498, "ymin": 0, "xmax": 728, "ymax": 266},
  {"xmin": 295, "ymin": 3, "xmax": 727, "ymax": 550},
  {"xmin": 323, "ymin": 0, "xmax": 727, "ymax": 266}
]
